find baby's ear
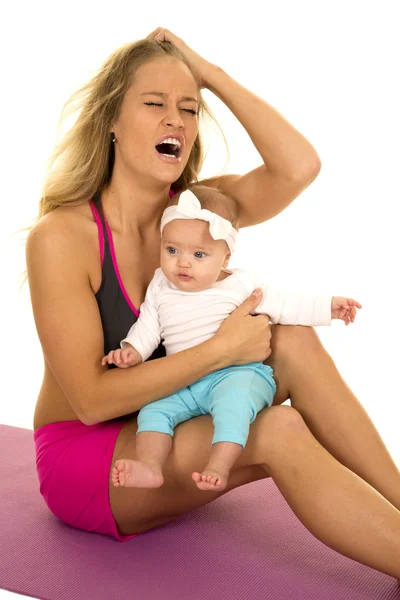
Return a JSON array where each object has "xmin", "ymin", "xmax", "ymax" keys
[{"xmin": 223, "ymin": 252, "xmax": 231, "ymax": 268}]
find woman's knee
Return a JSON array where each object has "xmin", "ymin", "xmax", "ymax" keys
[
  {"xmin": 250, "ymin": 405, "xmax": 310, "ymax": 463},
  {"xmin": 260, "ymin": 405, "xmax": 307, "ymax": 437},
  {"xmin": 267, "ymin": 326, "xmax": 326, "ymax": 389}
]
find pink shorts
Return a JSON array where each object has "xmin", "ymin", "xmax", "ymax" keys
[{"xmin": 33, "ymin": 419, "xmax": 142, "ymax": 542}]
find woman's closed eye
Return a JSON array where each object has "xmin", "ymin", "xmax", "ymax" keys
[{"xmin": 144, "ymin": 102, "xmax": 197, "ymax": 115}]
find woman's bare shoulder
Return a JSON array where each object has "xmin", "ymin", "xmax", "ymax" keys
[
  {"xmin": 27, "ymin": 203, "xmax": 98, "ymax": 259},
  {"xmin": 29, "ymin": 202, "xmax": 94, "ymax": 239},
  {"xmin": 26, "ymin": 203, "xmax": 100, "ymax": 292}
]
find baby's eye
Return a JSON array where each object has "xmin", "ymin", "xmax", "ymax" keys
[
  {"xmin": 167, "ymin": 247, "xmax": 177, "ymax": 254},
  {"xmin": 194, "ymin": 252, "xmax": 206, "ymax": 259}
]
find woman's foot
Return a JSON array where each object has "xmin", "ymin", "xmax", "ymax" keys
[
  {"xmin": 192, "ymin": 466, "xmax": 230, "ymax": 491},
  {"xmin": 112, "ymin": 459, "xmax": 164, "ymax": 488}
]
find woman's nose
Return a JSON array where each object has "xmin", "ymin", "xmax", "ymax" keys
[{"xmin": 164, "ymin": 108, "xmax": 184, "ymax": 128}]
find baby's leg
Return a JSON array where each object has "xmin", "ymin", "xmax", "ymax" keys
[
  {"xmin": 114, "ymin": 387, "xmax": 201, "ymax": 488},
  {"xmin": 113, "ymin": 432, "xmax": 171, "ymax": 488},
  {"xmin": 192, "ymin": 441, "xmax": 243, "ymax": 491},
  {"xmin": 193, "ymin": 363, "xmax": 276, "ymax": 491}
]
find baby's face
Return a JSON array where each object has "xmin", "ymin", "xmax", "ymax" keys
[{"xmin": 160, "ymin": 219, "xmax": 230, "ymax": 292}]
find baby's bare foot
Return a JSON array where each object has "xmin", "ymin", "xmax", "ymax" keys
[
  {"xmin": 112, "ymin": 459, "xmax": 164, "ymax": 488},
  {"xmin": 192, "ymin": 467, "xmax": 229, "ymax": 492}
]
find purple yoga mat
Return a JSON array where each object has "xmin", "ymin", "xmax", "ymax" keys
[{"xmin": 0, "ymin": 424, "xmax": 399, "ymax": 600}]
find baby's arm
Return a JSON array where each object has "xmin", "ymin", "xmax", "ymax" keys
[
  {"xmin": 101, "ymin": 271, "xmax": 162, "ymax": 369},
  {"xmin": 255, "ymin": 284, "xmax": 332, "ymax": 326},
  {"xmin": 255, "ymin": 283, "xmax": 361, "ymax": 327},
  {"xmin": 120, "ymin": 272, "xmax": 162, "ymax": 361}
]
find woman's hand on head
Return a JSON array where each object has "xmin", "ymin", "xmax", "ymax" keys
[
  {"xmin": 146, "ymin": 27, "xmax": 214, "ymax": 88},
  {"xmin": 216, "ymin": 289, "xmax": 272, "ymax": 366}
]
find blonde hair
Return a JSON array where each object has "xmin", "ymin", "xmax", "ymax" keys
[
  {"xmin": 37, "ymin": 38, "xmax": 229, "ymax": 220},
  {"xmin": 169, "ymin": 184, "xmax": 239, "ymax": 230}
]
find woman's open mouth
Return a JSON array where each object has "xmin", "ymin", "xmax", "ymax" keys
[{"xmin": 155, "ymin": 137, "xmax": 183, "ymax": 163}]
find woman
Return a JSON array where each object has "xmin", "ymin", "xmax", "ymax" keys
[{"xmin": 27, "ymin": 28, "xmax": 400, "ymax": 577}]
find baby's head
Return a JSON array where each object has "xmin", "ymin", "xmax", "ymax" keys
[{"xmin": 160, "ymin": 185, "xmax": 239, "ymax": 292}]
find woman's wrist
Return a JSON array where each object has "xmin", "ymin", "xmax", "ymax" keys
[
  {"xmin": 202, "ymin": 63, "xmax": 229, "ymax": 94},
  {"xmin": 204, "ymin": 334, "xmax": 232, "ymax": 371}
]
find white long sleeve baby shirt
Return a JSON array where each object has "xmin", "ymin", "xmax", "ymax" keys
[{"xmin": 121, "ymin": 268, "xmax": 332, "ymax": 362}]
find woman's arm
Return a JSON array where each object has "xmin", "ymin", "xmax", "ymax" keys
[
  {"xmin": 26, "ymin": 217, "xmax": 270, "ymax": 425},
  {"xmin": 146, "ymin": 29, "xmax": 320, "ymax": 227},
  {"xmin": 200, "ymin": 64, "xmax": 321, "ymax": 227}
]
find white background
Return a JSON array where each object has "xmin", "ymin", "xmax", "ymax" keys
[
  {"xmin": 2, "ymin": 0, "xmax": 399, "ymax": 447},
  {"xmin": 1, "ymin": 0, "xmax": 399, "ymax": 597}
]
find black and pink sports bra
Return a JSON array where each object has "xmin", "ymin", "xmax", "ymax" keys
[{"xmin": 89, "ymin": 192, "xmax": 166, "ymax": 363}]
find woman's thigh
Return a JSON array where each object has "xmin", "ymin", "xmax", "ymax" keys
[{"xmin": 109, "ymin": 407, "xmax": 286, "ymax": 536}]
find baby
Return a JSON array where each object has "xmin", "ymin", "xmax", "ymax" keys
[{"xmin": 102, "ymin": 185, "xmax": 361, "ymax": 492}]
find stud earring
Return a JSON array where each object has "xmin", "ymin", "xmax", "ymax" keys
[{"xmin": 111, "ymin": 132, "xmax": 116, "ymax": 143}]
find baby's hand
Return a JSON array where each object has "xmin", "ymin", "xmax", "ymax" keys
[
  {"xmin": 101, "ymin": 346, "xmax": 142, "ymax": 368},
  {"xmin": 331, "ymin": 297, "xmax": 362, "ymax": 326}
]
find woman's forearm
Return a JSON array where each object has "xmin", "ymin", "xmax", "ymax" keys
[
  {"xmin": 204, "ymin": 63, "xmax": 320, "ymax": 178},
  {"xmin": 84, "ymin": 337, "xmax": 228, "ymax": 425}
]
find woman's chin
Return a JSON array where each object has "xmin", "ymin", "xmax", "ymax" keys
[
  {"xmin": 151, "ymin": 149, "xmax": 186, "ymax": 177},
  {"xmin": 152, "ymin": 165, "xmax": 183, "ymax": 185}
]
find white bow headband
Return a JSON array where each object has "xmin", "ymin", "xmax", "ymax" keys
[{"xmin": 160, "ymin": 189, "xmax": 237, "ymax": 253}]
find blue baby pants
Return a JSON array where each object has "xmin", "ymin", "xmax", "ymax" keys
[{"xmin": 137, "ymin": 362, "xmax": 276, "ymax": 448}]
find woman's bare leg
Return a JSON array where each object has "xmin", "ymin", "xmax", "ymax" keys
[
  {"xmin": 259, "ymin": 407, "xmax": 400, "ymax": 579},
  {"xmin": 110, "ymin": 406, "xmax": 400, "ymax": 578},
  {"xmin": 267, "ymin": 325, "xmax": 400, "ymax": 510},
  {"xmin": 109, "ymin": 413, "xmax": 269, "ymax": 535}
]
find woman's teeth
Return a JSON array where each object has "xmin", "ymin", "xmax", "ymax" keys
[{"xmin": 156, "ymin": 137, "xmax": 182, "ymax": 158}]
